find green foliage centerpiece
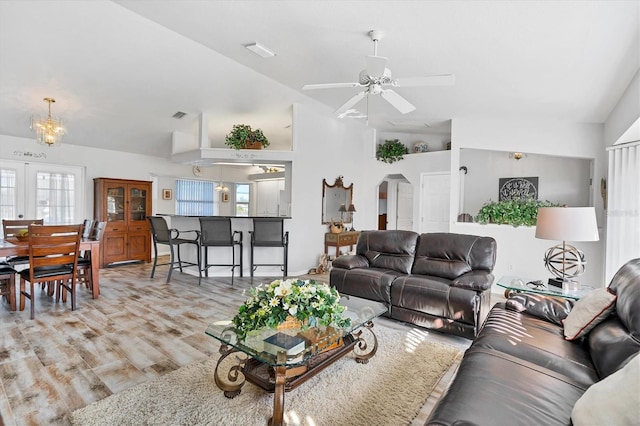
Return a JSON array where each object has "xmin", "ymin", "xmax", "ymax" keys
[
  {"xmin": 232, "ymin": 279, "xmax": 351, "ymax": 340},
  {"xmin": 475, "ymin": 199, "xmax": 562, "ymax": 227}
]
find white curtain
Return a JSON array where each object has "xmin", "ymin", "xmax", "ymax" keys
[{"xmin": 605, "ymin": 141, "xmax": 640, "ymax": 283}]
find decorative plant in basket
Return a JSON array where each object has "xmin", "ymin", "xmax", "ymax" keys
[
  {"xmin": 224, "ymin": 124, "xmax": 270, "ymax": 150},
  {"xmin": 231, "ymin": 279, "xmax": 351, "ymax": 340},
  {"xmin": 475, "ymin": 198, "xmax": 562, "ymax": 227},
  {"xmin": 376, "ymin": 139, "xmax": 408, "ymax": 163}
]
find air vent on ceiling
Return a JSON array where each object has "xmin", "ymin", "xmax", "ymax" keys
[{"xmin": 172, "ymin": 111, "xmax": 187, "ymax": 119}]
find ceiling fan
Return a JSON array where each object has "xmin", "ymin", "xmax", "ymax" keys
[{"xmin": 302, "ymin": 30, "xmax": 455, "ymax": 116}]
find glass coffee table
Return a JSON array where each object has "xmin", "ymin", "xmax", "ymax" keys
[
  {"xmin": 496, "ymin": 275, "xmax": 594, "ymax": 300},
  {"xmin": 205, "ymin": 295, "xmax": 387, "ymax": 426}
]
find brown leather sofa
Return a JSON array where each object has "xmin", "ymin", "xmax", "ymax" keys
[
  {"xmin": 427, "ymin": 258, "xmax": 640, "ymax": 426},
  {"xmin": 330, "ymin": 231, "xmax": 497, "ymax": 339}
]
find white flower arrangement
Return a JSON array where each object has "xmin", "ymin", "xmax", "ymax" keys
[{"xmin": 231, "ymin": 279, "xmax": 351, "ymax": 340}]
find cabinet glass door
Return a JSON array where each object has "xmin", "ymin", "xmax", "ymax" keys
[
  {"xmin": 129, "ymin": 185, "xmax": 148, "ymax": 223},
  {"xmin": 106, "ymin": 185, "xmax": 125, "ymax": 222}
]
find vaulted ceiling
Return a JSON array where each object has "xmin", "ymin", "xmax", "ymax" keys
[{"xmin": 0, "ymin": 1, "xmax": 637, "ymax": 157}]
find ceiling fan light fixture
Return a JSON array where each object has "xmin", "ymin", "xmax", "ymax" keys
[{"xmin": 245, "ymin": 42, "xmax": 276, "ymax": 58}]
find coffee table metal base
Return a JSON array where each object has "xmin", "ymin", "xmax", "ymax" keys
[{"xmin": 213, "ymin": 322, "xmax": 379, "ymax": 426}]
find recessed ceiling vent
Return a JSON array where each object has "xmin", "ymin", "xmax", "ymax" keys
[{"xmin": 172, "ymin": 111, "xmax": 187, "ymax": 119}]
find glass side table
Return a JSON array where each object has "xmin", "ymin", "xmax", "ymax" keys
[
  {"xmin": 496, "ymin": 275, "xmax": 594, "ymax": 300},
  {"xmin": 205, "ymin": 295, "xmax": 387, "ymax": 426}
]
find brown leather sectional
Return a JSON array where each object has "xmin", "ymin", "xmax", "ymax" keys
[
  {"xmin": 427, "ymin": 258, "xmax": 640, "ymax": 425},
  {"xmin": 330, "ymin": 230, "xmax": 497, "ymax": 339}
]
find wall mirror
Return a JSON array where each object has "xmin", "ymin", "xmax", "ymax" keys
[{"xmin": 322, "ymin": 176, "xmax": 353, "ymax": 224}]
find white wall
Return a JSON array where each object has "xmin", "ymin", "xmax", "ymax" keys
[
  {"xmin": 450, "ymin": 118, "xmax": 607, "ymax": 289},
  {"xmin": 604, "ymin": 69, "xmax": 640, "ymax": 147},
  {"xmin": 460, "ymin": 149, "xmax": 593, "ymax": 216}
]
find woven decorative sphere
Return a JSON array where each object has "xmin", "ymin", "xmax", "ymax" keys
[{"xmin": 543, "ymin": 244, "xmax": 586, "ymax": 279}]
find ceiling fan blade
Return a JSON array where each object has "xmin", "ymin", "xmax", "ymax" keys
[
  {"xmin": 335, "ymin": 91, "xmax": 367, "ymax": 115},
  {"xmin": 302, "ymin": 82, "xmax": 361, "ymax": 90},
  {"xmin": 394, "ymin": 74, "xmax": 456, "ymax": 87},
  {"xmin": 365, "ymin": 55, "xmax": 388, "ymax": 77},
  {"xmin": 380, "ymin": 89, "xmax": 416, "ymax": 114}
]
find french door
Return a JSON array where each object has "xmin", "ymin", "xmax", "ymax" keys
[{"xmin": 0, "ymin": 159, "xmax": 84, "ymax": 235}]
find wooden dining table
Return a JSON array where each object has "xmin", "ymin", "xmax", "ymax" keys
[{"xmin": 0, "ymin": 238, "xmax": 101, "ymax": 300}]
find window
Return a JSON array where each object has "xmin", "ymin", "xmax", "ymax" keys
[
  {"xmin": 175, "ymin": 179, "xmax": 216, "ymax": 215},
  {"xmin": 0, "ymin": 160, "xmax": 83, "ymax": 236},
  {"xmin": 35, "ymin": 172, "xmax": 76, "ymax": 224},
  {"xmin": 0, "ymin": 169, "xmax": 17, "ymax": 221},
  {"xmin": 235, "ymin": 183, "xmax": 250, "ymax": 216}
]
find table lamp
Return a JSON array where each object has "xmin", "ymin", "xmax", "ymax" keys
[
  {"xmin": 338, "ymin": 203, "xmax": 347, "ymax": 222},
  {"xmin": 535, "ymin": 207, "xmax": 599, "ymax": 289},
  {"xmin": 348, "ymin": 204, "xmax": 357, "ymax": 231}
]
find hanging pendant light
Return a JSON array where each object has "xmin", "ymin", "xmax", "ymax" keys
[
  {"xmin": 31, "ymin": 98, "xmax": 66, "ymax": 147},
  {"xmin": 215, "ymin": 166, "xmax": 229, "ymax": 192}
]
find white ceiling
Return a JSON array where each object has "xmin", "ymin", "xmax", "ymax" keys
[{"xmin": 0, "ymin": 0, "xmax": 638, "ymax": 158}]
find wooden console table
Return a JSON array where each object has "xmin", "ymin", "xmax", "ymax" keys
[{"xmin": 324, "ymin": 231, "xmax": 360, "ymax": 256}]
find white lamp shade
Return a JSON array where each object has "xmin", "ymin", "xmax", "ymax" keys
[{"xmin": 535, "ymin": 207, "xmax": 599, "ymax": 242}]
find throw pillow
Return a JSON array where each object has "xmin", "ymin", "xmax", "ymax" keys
[
  {"xmin": 571, "ymin": 353, "xmax": 640, "ymax": 426},
  {"xmin": 563, "ymin": 287, "xmax": 617, "ymax": 340}
]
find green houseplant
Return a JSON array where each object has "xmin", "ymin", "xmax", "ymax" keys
[
  {"xmin": 475, "ymin": 199, "xmax": 562, "ymax": 227},
  {"xmin": 376, "ymin": 139, "xmax": 408, "ymax": 163},
  {"xmin": 224, "ymin": 124, "xmax": 270, "ymax": 150}
]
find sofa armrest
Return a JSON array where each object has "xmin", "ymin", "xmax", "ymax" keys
[
  {"xmin": 331, "ymin": 255, "xmax": 369, "ymax": 270},
  {"xmin": 506, "ymin": 293, "xmax": 575, "ymax": 326},
  {"xmin": 451, "ymin": 271, "xmax": 494, "ymax": 291}
]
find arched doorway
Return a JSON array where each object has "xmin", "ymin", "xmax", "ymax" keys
[{"xmin": 377, "ymin": 174, "xmax": 413, "ymax": 231}]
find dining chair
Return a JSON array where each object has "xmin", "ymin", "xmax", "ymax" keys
[
  {"xmin": 18, "ymin": 224, "xmax": 82, "ymax": 320},
  {"xmin": 2, "ymin": 219, "xmax": 44, "ymax": 267},
  {"xmin": 148, "ymin": 216, "xmax": 201, "ymax": 283},
  {"xmin": 249, "ymin": 218, "xmax": 289, "ymax": 279},
  {"xmin": 198, "ymin": 217, "xmax": 242, "ymax": 286},
  {"xmin": 76, "ymin": 221, "xmax": 106, "ymax": 293},
  {"xmin": 0, "ymin": 262, "xmax": 17, "ymax": 311},
  {"xmin": 82, "ymin": 219, "xmax": 95, "ymax": 239}
]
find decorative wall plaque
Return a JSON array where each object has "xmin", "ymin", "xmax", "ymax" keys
[{"xmin": 499, "ymin": 177, "xmax": 538, "ymax": 201}]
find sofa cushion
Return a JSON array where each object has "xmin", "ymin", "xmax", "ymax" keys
[
  {"xmin": 427, "ymin": 348, "xmax": 587, "ymax": 426},
  {"xmin": 330, "ymin": 267, "xmax": 402, "ymax": 305},
  {"xmin": 412, "ymin": 233, "xmax": 496, "ymax": 278},
  {"xmin": 571, "ymin": 353, "xmax": 640, "ymax": 426},
  {"xmin": 391, "ymin": 275, "xmax": 480, "ymax": 326},
  {"xmin": 506, "ymin": 292, "xmax": 574, "ymax": 326},
  {"xmin": 355, "ymin": 230, "xmax": 418, "ymax": 274},
  {"xmin": 562, "ymin": 287, "xmax": 617, "ymax": 340},
  {"xmin": 587, "ymin": 316, "xmax": 640, "ymax": 379},
  {"xmin": 473, "ymin": 304, "xmax": 599, "ymax": 387},
  {"xmin": 608, "ymin": 257, "xmax": 640, "ymax": 340}
]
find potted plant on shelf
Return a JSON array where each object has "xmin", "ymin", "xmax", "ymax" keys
[
  {"xmin": 475, "ymin": 198, "xmax": 562, "ymax": 227},
  {"xmin": 376, "ymin": 139, "xmax": 408, "ymax": 163},
  {"xmin": 224, "ymin": 124, "xmax": 270, "ymax": 150}
]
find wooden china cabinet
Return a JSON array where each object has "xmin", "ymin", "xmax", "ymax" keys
[{"xmin": 94, "ymin": 178, "xmax": 152, "ymax": 268}]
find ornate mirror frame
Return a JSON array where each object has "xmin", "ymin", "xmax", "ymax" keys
[{"xmin": 322, "ymin": 176, "xmax": 353, "ymax": 224}]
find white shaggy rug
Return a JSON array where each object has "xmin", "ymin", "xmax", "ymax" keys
[{"xmin": 71, "ymin": 325, "xmax": 460, "ymax": 426}]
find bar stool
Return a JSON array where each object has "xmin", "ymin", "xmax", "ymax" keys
[
  {"xmin": 249, "ymin": 218, "xmax": 288, "ymax": 278},
  {"xmin": 198, "ymin": 217, "xmax": 242, "ymax": 286},
  {"xmin": 148, "ymin": 216, "xmax": 201, "ymax": 283},
  {"xmin": 0, "ymin": 262, "xmax": 17, "ymax": 311}
]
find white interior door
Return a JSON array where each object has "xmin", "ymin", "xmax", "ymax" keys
[
  {"xmin": 396, "ymin": 181, "xmax": 413, "ymax": 231},
  {"xmin": 420, "ymin": 172, "xmax": 450, "ymax": 233}
]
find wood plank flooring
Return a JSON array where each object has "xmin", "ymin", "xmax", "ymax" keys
[{"xmin": 0, "ymin": 261, "xmax": 484, "ymax": 426}]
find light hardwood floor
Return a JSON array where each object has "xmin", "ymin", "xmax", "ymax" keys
[{"xmin": 0, "ymin": 261, "xmax": 490, "ymax": 426}]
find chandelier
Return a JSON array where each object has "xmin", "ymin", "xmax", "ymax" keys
[{"xmin": 31, "ymin": 97, "xmax": 66, "ymax": 147}]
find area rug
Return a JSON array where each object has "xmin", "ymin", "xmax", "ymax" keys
[{"xmin": 71, "ymin": 325, "xmax": 460, "ymax": 426}]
